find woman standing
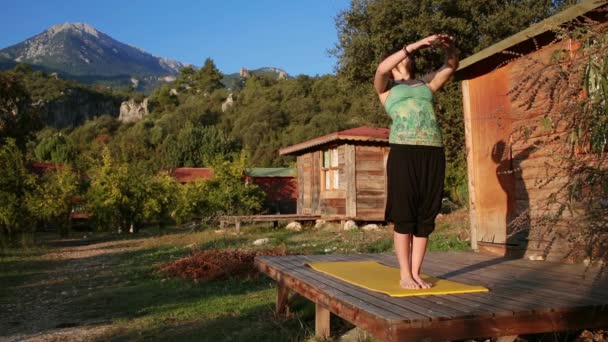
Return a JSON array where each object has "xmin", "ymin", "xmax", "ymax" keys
[{"xmin": 375, "ymin": 34, "xmax": 458, "ymax": 289}]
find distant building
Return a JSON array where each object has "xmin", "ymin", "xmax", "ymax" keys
[
  {"xmin": 279, "ymin": 126, "xmax": 390, "ymax": 221},
  {"xmin": 169, "ymin": 168, "xmax": 214, "ymax": 184},
  {"xmin": 245, "ymin": 168, "xmax": 297, "ymax": 214}
]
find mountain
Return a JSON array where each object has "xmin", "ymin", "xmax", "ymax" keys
[{"xmin": 0, "ymin": 23, "xmax": 185, "ymax": 91}]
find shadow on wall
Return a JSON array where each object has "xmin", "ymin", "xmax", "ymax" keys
[{"xmin": 492, "ymin": 140, "xmax": 538, "ymax": 258}]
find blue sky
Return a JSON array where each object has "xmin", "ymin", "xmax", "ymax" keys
[{"xmin": 0, "ymin": 0, "xmax": 352, "ymax": 76}]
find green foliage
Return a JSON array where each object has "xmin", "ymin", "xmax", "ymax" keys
[
  {"xmin": 86, "ymin": 147, "xmax": 149, "ymax": 232},
  {"xmin": 173, "ymin": 152, "xmax": 266, "ymax": 223},
  {"xmin": 25, "ymin": 164, "xmax": 79, "ymax": 236},
  {"xmin": 196, "ymin": 58, "xmax": 224, "ymax": 94},
  {"xmin": 332, "ymin": 0, "xmax": 562, "ymax": 84},
  {"xmin": 143, "ymin": 172, "xmax": 180, "ymax": 228},
  {"xmin": 33, "ymin": 129, "xmax": 76, "ymax": 163},
  {"xmin": 0, "ymin": 139, "xmax": 34, "ymax": 237},
  {"xmin": 148, "ymin": 84, "xmax": 178, "ymax": 112},
  {"xmin": 0, "ymin": 73, "xmax": 40, "ymax": 148},
  {"xmin": 444, "ymin": 153, "xmax": 468, "ymax": 207}
]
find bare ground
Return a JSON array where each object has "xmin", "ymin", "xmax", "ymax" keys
[{"xmin": 1, "ymin": 239, "xmax": 144, "ymax": 341}]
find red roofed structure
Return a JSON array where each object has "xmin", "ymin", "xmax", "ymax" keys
[
  {"xmin": 170, "ymin": 168, "xmax": 214, "ymax": 183},
  {"xmin": 280, "ymin": 126, "xmax": 390, "ymax": 221},
  {"xmin": 279, "ymin": 126, "xmax": 389, "ymax": 156}
]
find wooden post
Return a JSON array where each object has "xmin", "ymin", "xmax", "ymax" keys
[
  {"xmin": 462, "ymin": 79, "xmax": 479, "ymax": 251},
  {"xmin": 315, "ymin": 303, "xmax": 331, "ymax": 339},
  {"xmin": 276, "ymin": 282, "xmax": 290, "ymax": 318},
  {"xmin": 235, "ymin": 219, "xmax": 241, "ymax": 234},
  {"xmin": 345, "ymin": 144, "xmax": 357, "ymax": 218},
  {"xmin": 220, "ymin": 219, "xmax": 225, "ymax": 230}
]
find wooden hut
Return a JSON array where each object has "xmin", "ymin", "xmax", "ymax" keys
[
  {"xmin": 455, "ymin": 0, "xmax": 607, "ymax": 259},
  {"xmin": 279, "ymin": 126, "xmax": 389, "ymax": 221},
  {"xmin": 244, "ymin": 168, "xmax": 297, "ymax": 214}
]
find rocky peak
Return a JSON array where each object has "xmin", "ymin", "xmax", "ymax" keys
[{"xmin": 47, "ymin": 23, "xmax": 100, "ymax": 38}]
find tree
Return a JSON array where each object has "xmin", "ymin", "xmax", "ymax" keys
[
  {"xmin": 173, "ymin": 152, "xmax": 265, "ymax": 224},
  {"xmin": 86, "ymin": 147, "xmax": 148, "ymax": 232},
  {"xmin": 0, "ymin": 139, "xmax": 33, "ymax": 238},
  {"xmin": 142, "ymin": 171, "xmax": 180, "ymax": 228},
  {"xmin": 196, "ymin": 58, "xmax": 224, "ymax": 94},
  {"xmin": 0, "ymin": 73, "xmax": 40, "ymax": 148},
  {"xmin": 25, "ymin": 164, "xmax": 79, "ymax": 236},
  {"xmin": 330, "ymin": 0, "xmax": 570, "ymax": 204},
  {"xmin": 34, "ymin": 131, "xmax": 77, "ymax": 163}
]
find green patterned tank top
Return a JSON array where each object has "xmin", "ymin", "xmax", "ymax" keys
[{"xmin": 384, "ymin": 82, "xmax": 443, "ymax": 147}]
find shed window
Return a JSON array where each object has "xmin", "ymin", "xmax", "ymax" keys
[{"xmin": 322, "ymin": 148, "xmax": 339, "ymax": 190}]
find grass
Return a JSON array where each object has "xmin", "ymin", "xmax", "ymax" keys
[{"xmin": 0, "ymin": 210, "xmax": 471, "ymax": 341}]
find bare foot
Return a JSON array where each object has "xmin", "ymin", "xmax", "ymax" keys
[
  {"xmin": 399, "ymin": 277, "xmax": 421, "ymax": 290},
  {"xmin": 413, "ymin": 275, "xmax": 432, "ymax": 289}
]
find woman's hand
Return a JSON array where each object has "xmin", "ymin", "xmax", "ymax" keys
[
  {"xmin": 407, "ymin": 34, "xmax": 455, "ymax": 53},
  {"xmin": 436, "ymin": 34, "xmax": 455, "ymax": 51},
  {"xmin": 406, "ymin": 34, "xmax": 442, "ymax": 52}
]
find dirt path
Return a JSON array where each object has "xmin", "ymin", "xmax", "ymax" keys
[{"xmin": 2, "ymin": 238, "xmax": 148, "ymax": 342}]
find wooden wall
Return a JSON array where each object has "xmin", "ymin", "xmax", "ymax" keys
[
  {"xmin": 296, "ymin": 146, "xmax": 346, "ymax": 216},
  {"xmin": 463, "ymin": 40, "xmax": 582, "ymax": 260},
  {"xmin": 354, "ymin": 145, "xmax": 388, "ymax": 220},
  {"xmin": 295, "ymin": 143, "xmax": 389, "ymax": 220}
]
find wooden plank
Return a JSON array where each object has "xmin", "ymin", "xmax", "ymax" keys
[
  {"xmin": 356, "ymin": 160, "xmax": 385, "ymax": 171},
  {"xmin": 301, "ymin": 254, "xmax": 474, "ymax": 321},
  {"xmin": 432, "ymin": 251, "xmax": 608, "ymax": 294},
  {"xmin": 356, "ymin": 197, "xmax": 385, "ymax": 209},
  {"xmin": 278, "ymin": 255, "xmax": 432, "ymax": 321},
  {"xmin": 356, "ymin": 170, "xmax": 385, "ymax": 177},
  {"xmin": 431, "ymin": 251, "xmax": 606, "ymax": 287},
  {"xmin": 277, "ymin": 281, "xmax": 290, "ymax": 317},
  {"xmin": 368, "ymin": 254, "xmax": 524, "ymax": 317},
  {"xmin": 355, "ymin": 151, "xmax": 385, "ymax": 161},
  {"xmin": 338, "ymin": 254, "xmax": 492, "ymax": 320},
  {"xmin": 462, "ymin": 79, "xmax": 479, "ymax": 250},
  {"xmin": 345, "ymin": 144, "xmax": 357, "ymax": 218},
  {"xmin": 316, "ymin": 303, "xmax": 331, "ymax": 338},
  {"xmin": 356, "ymin": 189, "xmax": 385, "ymax": 197},
  {"xmin": 312, "ymin": 151, "xmax": 320, "ymax": 214},
  {"xmin": 425, "ymin": 253, "xmax": 607, "ymax": 305},
  {"xmin": 256, "ymin": 257, "xmax": 405, "ymax": 320},
  {"xmin": 391, "ymin": 306, "xmax": 608, "ymax": 342},
  {"xmin": 255, "ymin": 259, "xmax": 394, "ymax": 342},
  {"xmin": 375, "ymin": 253, "xmax": 572, "ymax": 313}
]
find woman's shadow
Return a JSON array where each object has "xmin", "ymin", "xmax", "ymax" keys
[{"xmin": 492, "ymin": 140, "xmax": 537, "ymax": 258}]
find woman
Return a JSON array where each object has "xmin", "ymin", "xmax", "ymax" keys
[{"xmin": 374, "ymin": 34, "xmax": 458, "ymax": 289}]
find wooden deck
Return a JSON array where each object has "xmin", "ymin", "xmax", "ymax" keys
[{"xmin": 255, "ymin": 251, "xmax": 608, "ymax": 341}]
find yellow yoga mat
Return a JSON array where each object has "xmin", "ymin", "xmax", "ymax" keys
[{"xmin": 307, "ymin": 261, "xmax": 489, "ymax": 297}]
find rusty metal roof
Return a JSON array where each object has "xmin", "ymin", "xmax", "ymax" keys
[
  {"xmin": 170, "ymin": 168, "xmax": 214, "ymax": 183},
  {"xmin": 279, "ymin": 126, "xmax": 389, "ymax": 156}
]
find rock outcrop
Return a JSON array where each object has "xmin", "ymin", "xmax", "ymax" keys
[
  {"xmin": 221, "ymin": 93, "xmax": 234, "ymax": 112},
  {"xmin": 118, "ymin": 98, "xmax": 149, "ymax": 123}
]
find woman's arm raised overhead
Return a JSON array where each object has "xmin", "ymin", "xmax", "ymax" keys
[
  {"xmin": 373, "ymin": 35, "xmax": 441, "ymax": 95},
  {"xmin": 424, "ymin": 35, "xmax": 459, "ymax": 93}
]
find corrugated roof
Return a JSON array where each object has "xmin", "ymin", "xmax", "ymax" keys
[
  {"xmin": 170, "ymin": 168, "xmax": 214, "ymax": 183},
  {"xmin": 456, "ymin": 0, "xmax": 607, "ymax": 79},
  {"xmin": 245, "ymin": 168, "xmax": 295, "ymax": 177},
  {"xmin": 279, "ymin": 126, "xmax": 389, "ymax": 155}
]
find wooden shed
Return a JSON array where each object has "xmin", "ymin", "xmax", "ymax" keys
[
  {"xmin": 455, "ymin": 0, "xmax": 607, "ymax": 259},
  {"xmin": 279, "ymin": 126, "xmax": 389, "ymax": 221},
  {"xmin": 244, "ymin": 168, "xmax": 297, "ymax": 214}
]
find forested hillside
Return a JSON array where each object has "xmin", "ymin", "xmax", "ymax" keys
[{"xmin": 0, "ymin": 0, "xmax": 578, "ymax": 236}]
